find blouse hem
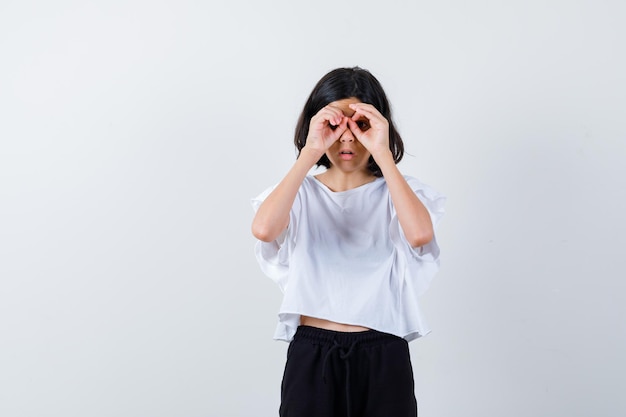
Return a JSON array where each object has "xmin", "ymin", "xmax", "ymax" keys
[{"xmin": 273, "ymin": 310, "xmax": 431, "ymax": 343}]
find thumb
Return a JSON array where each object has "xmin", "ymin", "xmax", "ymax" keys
[
  {"xmin": 330, "ymin": 117, "xmax": 349, "ymax": 140},
  {"xmin": 347, "ymin": 118, "xmax": 364, "ymax": 141}
]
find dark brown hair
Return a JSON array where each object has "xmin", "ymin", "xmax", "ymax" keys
[{"xmin": 294, "ymin": 67, "xmax": 404, "ymax": 177}]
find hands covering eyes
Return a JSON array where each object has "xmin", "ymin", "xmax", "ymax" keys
[
  {"xmin": 304, "ymin": 102, "xmax": 390, "ymax": 159},
  {"xmin": 329, "ymin": 119, "xmax": 369, "ymax": 131}
]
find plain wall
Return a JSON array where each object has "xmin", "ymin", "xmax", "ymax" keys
[{"xmin": 1, "ymin": 1, "xmax": 625, "ymax": 416}]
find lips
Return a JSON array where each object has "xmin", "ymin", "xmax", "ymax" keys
[{"xmin": 339, "ymin": 149, "xmax": 355, "ymax": 160}]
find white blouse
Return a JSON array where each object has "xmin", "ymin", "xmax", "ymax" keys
[{"xmin": 252, "ymin": 175, "xmax": 445, "ymax": 342}]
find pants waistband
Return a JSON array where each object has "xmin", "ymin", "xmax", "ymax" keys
[{"xmin": 293, "ymin": 325, "xmax": 403, "ymax": 347}]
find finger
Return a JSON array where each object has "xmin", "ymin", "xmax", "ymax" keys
[
  {"xmin": 348, "ymin": 103, "xmax": 386, "ymax": 122},
  {"xmin": 347, "ymin": 118, "xmax": 364, "ymax": 141},
  {"xmin": 314, "ymin": 109, "xmax": 341, "ymax": 126},
  {"xmin": 349, "ymin": 110, "xmax": 372, "ymax": 132},
  {"xmin": 332, "ymin": 117, "xmax": 349, "ymax": 138},
  {"xmin": 351, "ymin": 110, "xmax": 363, "ymax": 121},
  {"xmin": 352, "ymin": 113, "xmax": 386, "ymax": 133},
  {"xmin": 348, "ymin": 102, "xmax": 379, "ymax": 113},
  {"xmin": 323, "ymin": 105, "xmax": 347, "ymax": 126},
  {"xmin": 312, "ymin": 107, "xmax": 343, "ymax": 127},
  {"xmin": 349, "ymin": 108, "xmax": 376, "ymax": 128}
]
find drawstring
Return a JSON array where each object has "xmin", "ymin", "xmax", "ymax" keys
[{"xmin": 322, "ymin": 339, "xmax": 359, "ymax": 417}]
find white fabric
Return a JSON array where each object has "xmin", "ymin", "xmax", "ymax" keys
[{"xmin": 251, "ymin": 175, "xmax": 445, "ymax": 342}]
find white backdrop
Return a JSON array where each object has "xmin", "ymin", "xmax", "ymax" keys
[{"xmin": 1, "ymin": 1, "xmax": 625, "ymax": 416}]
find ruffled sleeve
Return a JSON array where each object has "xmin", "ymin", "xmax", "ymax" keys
[
  {"xmin": 251, "ymin": 185, "xmax": 299, "ymax": 293},
  {"xmin": 389, "ymin": 176, "xmax": 446, "ymax": 296}
]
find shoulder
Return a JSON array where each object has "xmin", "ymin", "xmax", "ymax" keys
[
  {"xmin": 377, "ymin": 175, "xmax": 423, "ymax": 193},
  {"xmin": 301, "ymin": 175, "xmax": 317, "ymax": 188}
]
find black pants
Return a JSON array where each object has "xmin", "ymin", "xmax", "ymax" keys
[{"xmin": 280, "ymin": 326, "xmax": 418, "ymax": 417}]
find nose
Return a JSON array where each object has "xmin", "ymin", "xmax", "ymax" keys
[{"xmin": 340, "ymin": 128, "xmax": 354, "ymax": 142}]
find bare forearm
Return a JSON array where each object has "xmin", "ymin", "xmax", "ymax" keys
[
  {"xmin": 376, "ymin": 152, "xmax": 434, "ymax": 248},
  {"xmin": 251, "ymin": 148, "xmax": 321, "ymax": 242}
]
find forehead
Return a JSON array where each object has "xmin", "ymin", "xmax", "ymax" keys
[{"xmin": 328, "ymin": 97, "xmax": 362, "ymax": 117}]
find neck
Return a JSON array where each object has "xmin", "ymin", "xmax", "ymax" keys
[{"xmin": 315, "ymin": 168, "xmax": 376, "ymax": 192}]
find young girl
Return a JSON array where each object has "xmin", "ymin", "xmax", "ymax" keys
[{"xmin": 251, "ymin": 67, "xmax": 445, "ymax": 417}]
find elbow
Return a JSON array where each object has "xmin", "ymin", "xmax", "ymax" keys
[
  {"xmin": 252, "ymin": 218, "xmax": 287, "ymax": 243},
  {"xmin": 406, "ymin": 229, "xmax": 434, "ymax": 249},
  {"xmin": 252, "ymin": 210, "xmax": 289, "ymax": 242},
  {"xmin": 251, "ymin": 223, "xmax": 275, "ymax": 242}
]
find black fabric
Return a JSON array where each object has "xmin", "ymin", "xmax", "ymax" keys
[{"xmin": 280, "ymin": 326, "xmax": 418, "ymax": 417}]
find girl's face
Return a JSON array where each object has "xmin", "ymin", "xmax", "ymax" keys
[{"xmin": 325, "ymin": 97, "xmax": 372, "ymax": 176}]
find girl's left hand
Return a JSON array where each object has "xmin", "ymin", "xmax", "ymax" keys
[{"xmin": 347, "ymin": 103, "xmax": 391, "ymax": 160}]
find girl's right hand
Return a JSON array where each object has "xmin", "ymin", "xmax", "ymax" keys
[{"xmin": 302, "ymin": 105, "xmax": 348, "ymax": 157}]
